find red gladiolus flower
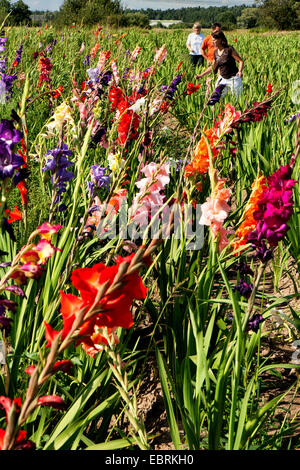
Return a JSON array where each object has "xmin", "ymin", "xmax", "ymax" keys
[
  {"xmin": 5, "ymin": 205, "xmax": 22, "ymax": 223},
  {"xmin": 117, "ymin": 110, "xmax": 140, "ymax": 146},
  {"xmin": 37, "ymin": 395, "xmax": 67, "ymax": 410},
  {"xmin": 24, "ymin": 365, "xmax": 36, "ymax": 375},
  {"xmin": 71, "ymin": 254, "xmax": 148, "ymax": 330},
  {"xmin": 17, "ymin": 181, "xmax": 28, "ymax": 205},
  {"xmin": 38, "ymin": 54, "xmax": 53, "ymax": 87},
  {"xmin": 266, "ymin": 83, "xmax": 272, "ymax": 94},
  {"xmin": 0, "ymin": 396, "xmax": 22, "ymax": 422},
  {"xmin": 187, "ymin": 83, "xmax": 201, "ymax": 95},
  {"xmin": 44, "ymin": 321, "xmax": 61, "ymax": 348},
  {"xmin": 45, "ymin": 256, "xmax": 147, "ymax": 353},
  {"xmin": 0, "ymin": 428, "xmax": 35, "ymax": 450},
  {"xmin": 160, "ymin": 101, "xmax": 169, "ymax": 113},
  {"xmin": 25, "ymin": 360, "xmax": 73, "ymax": 376},
  {"xmin": 49, "ymin": 85, "xmax": 64, "ymax": 98},
  {"xmin": 109, "ymin": 86, "xmax": 126, "ymax": 110}
]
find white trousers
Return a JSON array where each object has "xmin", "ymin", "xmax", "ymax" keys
[{"xmin": 216, "ymin": 74, "xmax": 243, "ymax": 98}]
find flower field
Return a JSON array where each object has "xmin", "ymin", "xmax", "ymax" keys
[{"xmin": 0, "ymin": 23, "xmax": 299, "ymax": 451}]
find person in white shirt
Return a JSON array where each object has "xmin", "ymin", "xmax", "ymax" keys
[{"xmin": 186, "ymin": 23, "xmax": 205, "ymax": 68}]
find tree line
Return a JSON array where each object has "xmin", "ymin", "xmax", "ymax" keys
[
  {"xmin": 0, "ymin": 0, "xmax": 299, "ymax": 30},
  {"xmin": 132, "ymin": 1, "xmax": 300, "ymax": 30}
]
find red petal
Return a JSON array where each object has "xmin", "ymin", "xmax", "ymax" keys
[
  {"xmin": 44, "ymin": 321, "xmax": 60, "ymax": 348},
  {"xmin": 37, "ymin": 395, "xmax": 67, "ymax": 410}
]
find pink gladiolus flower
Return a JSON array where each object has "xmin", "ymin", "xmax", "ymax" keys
[
  {"xmin": 111, "ymin": 60, "xmax": 120, "ymax": 85},
  {"xmin": 199, "ymin": 178, "xmax": 232, "ymax": 252},
  {"xmin": 37, "ymin": 222, "xmax": 62, "ymax": 241},
  {"xmin": 131, "ymin": 46, "xmax": 141, "ymax": 61},
  {"xmin": 154, "ymin": 45, "xmax": 167, "ymax": 65},
  {"xmin": 34, "ymin": 239, "xmax": 61, "ymax": 265},
  {"xmin": 215, "ymin": 103, "xmax": 241, "ymax": 138}
]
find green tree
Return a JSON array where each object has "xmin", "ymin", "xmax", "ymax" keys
[
  {"xmin": 122, "ymin": 12, "xmax": 149, "ymax": 28},
  {"xmin": 237, "ymin": 8, "xmax": 260, "ymax": 28},
  {"xmin": 256, "ymin": 0, "xmax": 300, "ymax": 29},
  {"xmin": 55, "ymin": 0, "xmax": 122, "ymax": 26},
  {"xmin": 0, "ymin": 0, "xmax": 11, "ymax": 23},
  {"xmin": 217, "ymin": 10, "xmax": 237, "ymax": 30},
  {"xmin": 10, "ymin": 0, "xmax": 31, "ymax": 25}
]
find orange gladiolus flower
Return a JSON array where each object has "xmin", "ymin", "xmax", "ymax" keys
[
  {"xmin": 234, "ymin": 175, "xmax": 267, "ymax": 252},
  {"xmin": 185, "ymin": 128, "xmax": 219, "ymax": 178}
]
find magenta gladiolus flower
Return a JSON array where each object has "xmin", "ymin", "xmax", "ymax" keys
[{"xmin": 249, "ymin": 164, "xmax": 297, "ymax": 249}]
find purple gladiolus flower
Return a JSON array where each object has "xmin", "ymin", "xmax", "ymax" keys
[
  {"xmin": 233, "ymin": 280, "xmax": 253, "ymax": 298},
  {"xmin": 208, "ymin": 84, "xmax": 226, "ymax": 105},
  {"xmin": 123, "ymin": 66, "xmax": 130, "ymax": 80},
  {"xmin": 43, "ymin": 145, "xmax": 73, "ymax": 173},
  {"xmin": 0, "ymin": 262, "xmax": 10, "ymax": 267},
  {"xmin": 254, "ymin": 241, "xmax": 272, "ymax": 262},
  {"xmin": 236, "ymin": 261, "xmax": 254, "ymax": 276},
  {"xmin": 0, "ymin": 298, "xmax": 17, "ymax": 313},
  {"xmin": 83, "ymin": 54, "xmax": 90, "ymax": 68},
  {"xmin": 43, "ymin": 144, "xmax": 74, "ymax": 206},
  {"xmin": 285, "ymin": 111, "xmax": 300, "ymax": 123},
  {"xmin": 0, "ymin": 119, "xmax": 24, "ymax": 179},
  {"xmin": 87, "ymin": 67, "xmax": 99, "ymax": 84},
  {"xmin": 0, "ymin": 119, "xmax": 23, "ymax": 144},
  {"xmin": 101, "ymin": 71, "xmax": 112, "ymax": 86},
  {"xmin": 0, "ymin": 140, "xmax": 24, "ymax": 179},
  {"xmin": 0, "ymin": 58, "xmax": 7, "ymax": 72},
  {"xmin": 163, "ymin": 75, "xmax": 182, "ymax": 101},
  {"xmin": 0, "ymin": 73, "xmax": 17, "ymax": 103},
  {"xmin": 248, "ymin": 313, "xmax": 264, "ymax": 332},
  {"xmin": 0, "ymin": 37, "xmax": 7, "ymax": 53},
  {"xmin": 14, "ymin": 44, "xmax": 23, "ymax": 65},
  {"xmin": 90, "ymin": 165, "xmax": 110, "ymax": 189}
]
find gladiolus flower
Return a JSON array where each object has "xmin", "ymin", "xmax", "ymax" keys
[
  {"xmin": 154, "ymin": 45, "xmax": 167, "ymax": 65},
  {"xmin": 0, "ymin": 396, "xmax": 21, "ymax": 422},
  {"xmin": 49, "ymin": 85, "xmax": 64, "ymax": 99},
  {"xmin": 234, "ymin": 174, "xmax": 268, "ymax": 253},
  {"xmin": 17, "ymin": 181, "xmax": 28, "ymax": 205},
  {"xmin": 185, "ymin": 128, "xmax": 219, "ymax": 178},
  {"xmin": 199, "ymin": 177, "xmax": 231, "ymax": 252},
  {"xmin": 37, "ymin": 222, "xmax": 62, "ymax": 240},
  {"xmin": 266, "ymin": 83, "xmax": 272, "ymax": 94},
  {"xmin": 33, "ymin": 239, "xmax": 61, "ymax": 265},
  {"xmin": 90, "ymin": 42, "xmax": 100, "ymax": 58},
  {"xmin": 248, "ymin": 314, "xmax": 264, "ymax": 332},
  {"xmin": 25, "ymin": 360, "xmax": 73, "ymax": 376},
  {"xmin": 37, "ymin": 395, "xmax": 67, "ymax": 410},
  {"xmin": 187, "ymin": 82, "xmax": 201, "ymax": 95},
  {"xmin": 44, "ymin": 254, "xmax": 148, "ymax": 355},
  {"xmin": 4, "ymin": 205, "xmax": 22, "ymax": 223},
  {"xmin": 0, "ymin": 428, "xmax": 35, "ymax": 450}
]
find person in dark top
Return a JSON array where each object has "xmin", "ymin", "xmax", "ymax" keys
[{"xmin": 196, "ymin": 31, "xmax": 244, "ymax": 98}]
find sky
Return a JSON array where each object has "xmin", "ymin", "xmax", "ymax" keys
[{"xmin": 25, "ymin": 0, "xmax": 255, "ymax": 13}]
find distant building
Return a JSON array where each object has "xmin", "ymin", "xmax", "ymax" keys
[{"xmin": 149, "ymin": 20, "xmax": 183, "ymax": 28}]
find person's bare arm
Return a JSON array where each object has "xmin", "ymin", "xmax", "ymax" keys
[
  {"xmin": 200, "ymin": 40, "xmax": 208, "ymax": 61},
  {"xmin": 196, "ymin": 65, "xmax": 212, "ymax": 79},
  {"xmin": 232, "ymin": 48, "xmax": 244, "ymax": 77}
]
